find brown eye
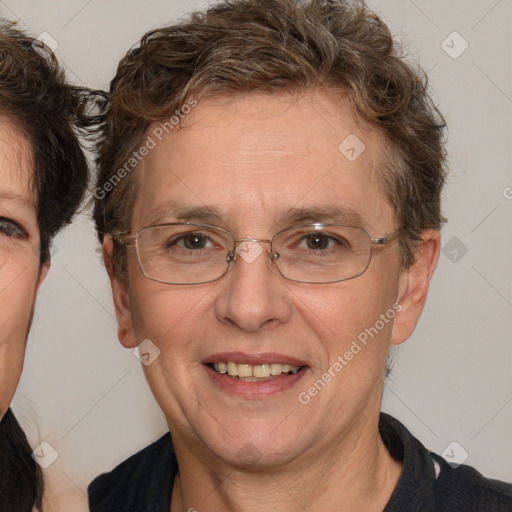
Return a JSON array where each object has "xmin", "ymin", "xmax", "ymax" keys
[
  {"xmin": 182, "ymin": 234, "xmax": 208, "ymax": 249},
  {"xmin": 167, "ymin": 232, "xmax": 215, "ymax": 250},
  {"xmin": 305, "ymin": 233, "xmax": 330, "ymax": 250}
]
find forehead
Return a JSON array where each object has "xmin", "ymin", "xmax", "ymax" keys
[
  {"xmin": 132, "ymin": 91, "xmax": 395, "ymax": 234},
  {"xmin": 0, "ymin": 116, "xmax": 34, "ymax": 202}
]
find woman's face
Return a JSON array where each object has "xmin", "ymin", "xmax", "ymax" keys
[
  {"xmin": 0, "ymin": 118, "xmax": 47, "ymax": 420},
  {"xmin": 107, "ymin": 92, "xmax": 432, "ymax": 470}
]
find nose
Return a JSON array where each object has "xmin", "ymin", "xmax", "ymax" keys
[{"xmin": 213, "ymin": 240, "xmax": 292, "ymax": 332}]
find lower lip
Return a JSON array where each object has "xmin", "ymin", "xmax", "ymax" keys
[{"xmin": 203, "ymin": 364, "xmax": 308, "ymax": 398}]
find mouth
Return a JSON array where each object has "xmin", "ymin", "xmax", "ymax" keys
[
  {"xmin": 207, "ymin": 362, "xmax": 303, "ymax": 382},
  {"xmin": 203, "ymin": 353, "xmax": 309, "ymax": 397}
]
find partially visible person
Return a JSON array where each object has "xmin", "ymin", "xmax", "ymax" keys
[{"xmin": 0, "ymin": 20, "xmax": 102, "ymax": 512}]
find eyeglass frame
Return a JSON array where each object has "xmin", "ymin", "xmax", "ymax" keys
[{"xmin": 111, "ymin": 222, "xmax": 401, "ymax": 285}]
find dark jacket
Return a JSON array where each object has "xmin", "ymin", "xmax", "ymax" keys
[{"xmin": 89, "ymin": 413, "xmax": 512, "ymax": 511}]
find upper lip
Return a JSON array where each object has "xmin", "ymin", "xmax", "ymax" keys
[{"xmin": 204, "ymin": 352, "xmax": 308, "ymax": 367}]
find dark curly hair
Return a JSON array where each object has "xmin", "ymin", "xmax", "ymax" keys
[
  {"xmin": 93, "ymin": 0, "xmax": 447, "ymax": 280},
  {"xmin": 0, "ymin": 19, "xmax": 104, "ymax": 512}
]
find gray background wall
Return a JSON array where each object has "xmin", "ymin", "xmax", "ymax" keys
[{"xmin": 2, "ymin": 0, "xmax": 510, "ymax": 496}]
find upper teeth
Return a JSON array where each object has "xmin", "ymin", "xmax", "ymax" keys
[{"xmin": 213, "ymin": 362, "xmax": 301, "ymax": 378}]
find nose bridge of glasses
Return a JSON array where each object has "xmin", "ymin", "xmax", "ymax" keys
[
  {"xmin": 229, "ymin": 237, "xmax": 276, "ymax": 264},
  {"xmin": 235, "ymin": 237, "xmax": 273, "ymax": 244}
]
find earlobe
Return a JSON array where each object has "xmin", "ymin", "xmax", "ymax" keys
[
  {"xmin": 102, "ymin": 237, "xmax": 138, "ymax": 348},
  {"xmin": 37, "ymin": 261, "xmax": 51, "ymax": 288},
  {"xmin": 390, "ymin": 230, "xmax": 440, "ymax": 346}
]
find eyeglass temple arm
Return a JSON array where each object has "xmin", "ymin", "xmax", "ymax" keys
[
  {"xmin": 111, "ymin": 232, "xmax": 136, "ymax": 246},
  {"xmin": 371, "ymin": 231, "xmax": 400, "ymax": 245}
]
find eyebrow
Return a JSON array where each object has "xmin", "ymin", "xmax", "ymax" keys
[
  {"xmin": 0, "ymin": 192, "xmax": 35, "ymax": 208},
  {"xmin": 278, "ymin": 206, "xmax": 364, "ymax": 228},
  {"xmin": 147, "ymin": 203, "xmax": 364, "ymax": 229},
  {"xmin": 148, "ymin": 203, "xmax": 225, "ymax": 226}
]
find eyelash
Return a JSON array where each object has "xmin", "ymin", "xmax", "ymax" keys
[{"xmin": 0, "ymin": 216, "xmax": 26, "ymax": 238}]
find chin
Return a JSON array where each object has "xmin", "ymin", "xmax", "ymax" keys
[{"xmin": 194, "ymin": 419, "xmax": 310, "ymax": 470}]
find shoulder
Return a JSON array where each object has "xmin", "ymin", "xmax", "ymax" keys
[
  {"xmin": 88, "ymin": 433, "xmax": 175, "ymax": 512},
  {"xmin": 42, "ymin": 469, "xmax": 90, "ymax": 512},
  {"xmin": 380, "ymin": 413, "xmax": 512, "ymax": 511},
  {"xmin": 430, "ymin": 452, "xmax": 512, "ymax": 511}
]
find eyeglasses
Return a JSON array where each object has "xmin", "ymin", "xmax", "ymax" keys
[{"xmin": 113, "ymin": 223, "xmax": 400, "ymax": 285}]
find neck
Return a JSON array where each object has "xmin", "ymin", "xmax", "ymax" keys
[{"xmin": 169, "ymin": 411, "xmax": 402, "ymax": 512}]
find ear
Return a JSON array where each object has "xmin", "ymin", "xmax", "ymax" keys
[
  {"xmin": 102, "ymin": 236, "xmax": 138, "ymax": 348},
  {"xmin": 390, "ymin": 230, "xmax": 440, "ymax": 346},
  {"xmin": 37, "ymin": 261, "xmax": 50, "ymax": 289}
]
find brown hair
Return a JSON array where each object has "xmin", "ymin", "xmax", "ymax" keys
[{"xmin": 93, "ymin": 0, "xmax": 447, "ymax": 279}]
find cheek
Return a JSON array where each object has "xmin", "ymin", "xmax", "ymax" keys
[
  {"xmin": 127, "ymin": 281, "xmax": 216, "ymax": 422},
  {"xmin": 0, "ymin": 260, "xmax": 40, "ymax": 415},
  {"xmin": 296, "ymin": 270, "xmax": 400, "ymax": 363},
  {"xmin": 129, "ymin": 275, "xmax": 213, "ymax": 353},
  {"xmin": 0, "ymin": 342, "xmax": 26, "ymax": 418}
]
